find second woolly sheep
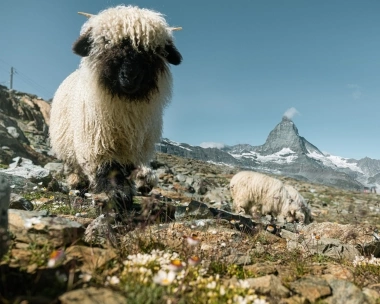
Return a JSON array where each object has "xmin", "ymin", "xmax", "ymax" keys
[{"xmin": 230, "ymin": 171, "xmax": 311, "ymax": 223}]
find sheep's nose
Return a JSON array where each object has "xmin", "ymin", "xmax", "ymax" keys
[{"xmin": 119, "ymin": 68, "xmax": 144, "ymax": 93}]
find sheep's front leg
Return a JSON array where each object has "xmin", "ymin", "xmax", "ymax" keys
[
  {"xmin": 94, "ymin": 162, "xmax": 136, "ymax": 213},
  {"xmin": 64, "ymin": 162, "xmax": 89, "ymax": 191}
]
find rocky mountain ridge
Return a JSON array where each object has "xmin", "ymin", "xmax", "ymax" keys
[
  {"xmin": 0, "ymin": 85, "xmax": 53, "ymax": 167},
  {"xmin": 156, "ymin": 117, "xmax": 380, "ymax": 192}
]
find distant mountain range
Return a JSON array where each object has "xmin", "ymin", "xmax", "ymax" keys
[
  {"xmin": 1, "ymin": 84, "xmax": 378, "ymax": 192},
  {"xmin": 156, "ymin": 116, "xmax": 380, "ymax": 191}
]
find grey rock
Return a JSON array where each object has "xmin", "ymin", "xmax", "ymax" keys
[
  {"xmin": 194, "ymin": 179, "xmax": 209, "ymax": 195},
  {"xmin": 9, "ymin": 193, "xmax": 34, "ymax": 211},
  {"xmin": 290, "ymin": 277, "xmax": 331, "ymax": 303},
  {"xmin": 84, "ymin": 214, "xmax": 118, "ymax": 246},
  {"xmin": 0, "ymin": 172, "xmax": 37, "ymax": 193},
  {"xmin": 362, "ymin": 287, "xmax": 380, "ymax": 304},
  {"xmin": 175, "ymin": 173, "xmax": 187, "ymax": 183},
  {"xmin": 285, "ymin": 236, "xmax": 361, "ymax": 260},
  {"xmin": 1, "ymin": 157, "xmax": 52, "ymax": 184},
  {"xmin": 6, "ymin": 126, "xmax": 19, "ymax": 138},
  {"xmin": 175, "ymin": 200, "xmax": 214, "ymax": 220},
  {"xmin": 185, "ymin": 176, "xmax": 194, "ymax": 186},
  {"xmin": 244, "ymin": 274, "xmax": 290, "ymax": 298},
  {"xmin": 324, "ymin": 279, "xmax": 368, "ymax": 304},
  {"xmin": 8, "ymin": 209, "xmax": 84, "ymax": 247},
  {"xmin": 281, "ymin": 222, "xmax": 380, "ymax": 259}
]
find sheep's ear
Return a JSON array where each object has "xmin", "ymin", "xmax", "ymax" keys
[
  {"xmin": 72, "ymin": 31, "xmax": 92, "ymax": 57},
  {"xmin": 164, "ymin": 42, "xmax": 182, "ymax": 65}
]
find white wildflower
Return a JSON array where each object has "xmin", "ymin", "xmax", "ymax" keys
[
  {"xmin": 206, "ymin": 281, "xmax": 217, "ymax": 289},
  {"xmin": 238, "ymin": 279, "xmax": 251, "ymax": 289},
  {"xmin": 219, "ymin": 285, "xmax": 226, "ymax": 296},
  {"xmin": 47, "ymin": 249, "xmax": 65, "ymax": 268},
  {"xmin": 153, "ymin": 270, "xmax": 176, "ymax": 286},
  {"xmin": 106, "ymin": 275, "xmax": 120, "ymax": 285}
]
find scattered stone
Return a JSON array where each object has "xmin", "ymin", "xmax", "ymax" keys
[
  {"xmin": 9, "ymin": 193, "xmax": 34, "ymax": 211},
  {"xmin": 0, "ymin": 172, "xmax": 37, "ymax": 193},
  {"xmin": 84, "ymin": 214, "xmax": 118, "ymax": 246},
  {"xmin": 8, "ymin": 209, "xmax": 84, "ymax": 247},
  {"xmin": 6, "ymin": 126, "xmax": 20, "ymax": 138},
  {"xmin": 323, "ymin": 279, "xmax": 368, "ymax": 304},
  {"xmin": 290, "ymin": 277, "xmax": 331, "ymax": 303},
  {"xmin": 225, "ymin": 254, "xmax": 251, "ymax": 265},
  {"xmin": 1, "ymin": 157, "xmax": 52, "ymax": 184},
  {"xmin": 243, "ymin": 262, "xmax": 278, "ymax": 276},
  {"xmin": 175, "ymin": 200, "xmax": 214, "ymax": 220},
  {"xmin": 362, "ymin": 287, "xmax": 380, "ymax": 304},
  {"xmin": 279, "ymin": 295, "xmax": 308, "ymax": 304},
  {"xmin": 59, "ymin": 287, "xmax": 126, "ymax": 304},
  {"xmin": 285, "ymin": 235, "xmax": 361, "ymax": 260},
  {"xmin": 280, "ymin": 222, "xmax": 380, "ymax": 259},
  {"xmin": 242, "ymin": 274, "xmax": 290, "ymax": 298},
  {"xmin": 323, "ymin": 264, "xmax": 354, "ymax": 281}
]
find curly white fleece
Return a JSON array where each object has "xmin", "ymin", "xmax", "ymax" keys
[
  {"xmin": 230, "ymin": 171, "xmax": 309, "ymax": 223},
  {"xmin": 82, "ymin": 5, "xmax": 174, "ymax": 56}
]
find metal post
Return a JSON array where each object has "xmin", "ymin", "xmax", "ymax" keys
[{"xmin": 10, "ymin": 67, "xmax": 14, "ymax": 90}]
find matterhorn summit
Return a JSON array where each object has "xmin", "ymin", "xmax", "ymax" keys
[{"xmin": 254, "ymin": 116, "xmax": 323, "ymax": 157}]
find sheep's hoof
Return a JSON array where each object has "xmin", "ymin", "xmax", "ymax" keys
[{"xmin": 110, "ymin": 189, "xmax": 134, "ymax": 213}]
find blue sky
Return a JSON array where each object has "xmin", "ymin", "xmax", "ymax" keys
[{"xmin": 1, "ymin": 0, "xmax": 379, "ymax": 160}]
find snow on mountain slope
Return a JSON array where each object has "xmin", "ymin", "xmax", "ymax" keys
[
  {"xmin": 307, "ymin": 151, "xmax": 364, "ymax": 174},
  {"xmin": 230, "ymin": 148, "xmax": 298, "ymax": 164}
]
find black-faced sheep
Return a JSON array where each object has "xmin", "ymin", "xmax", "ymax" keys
[
  {"xmin": 283, "ymin": 184, "xmax": 312, "ymax": 224},
  {"xmin": 49, "ymin": 5, "xmax": 182, "ymax": 211},
  {"xmin": 230, "ymin": 171, "xmax": 310, "ymax": 223}
]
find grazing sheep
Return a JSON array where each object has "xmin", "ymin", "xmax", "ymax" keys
[
  {"xmin": 49, "ymin": 5, "xmax": 182, "ymax": 211},
  {"xmin": 283, "ymin": 185, "xmax": 312, "ymax": 224},
  {"xmin": 230, "ymin": 171, "xmax": 308, "ymax": 223},
  {"xmin": 133, "ymin": 165, "xmax": 158, "ymax": 195}
]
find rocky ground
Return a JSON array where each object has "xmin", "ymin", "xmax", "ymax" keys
[
  {"xmin": 0, "ymin": 87, "xmax": 380, "ymax": 303},
  {"xmin": 0, "ymin": 152, "xmax": 379, "ymax": 304}
]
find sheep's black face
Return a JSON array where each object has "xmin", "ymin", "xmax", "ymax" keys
[
  {"xmin": 100, "ymin": 39, "xmax": 166, "ymax": 100},
  {"xmin": 73, "ymin": 33, "xmax": 182, "ymax": 101}
]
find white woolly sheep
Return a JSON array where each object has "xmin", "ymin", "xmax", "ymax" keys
[
  {"xmin": 230, "ymin": 171, "xmax": 308, "ymax": 223},
  {"xmin": 49, "ymin": 5, "xmax": 182, "ymax": 211},
  {"xmin": 133, "ymin": 165, "xmax": 158, "ymax": 195},
  {"xmin": 283, "ymin": 184, "xmax": 312, "ymax": 224}
]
